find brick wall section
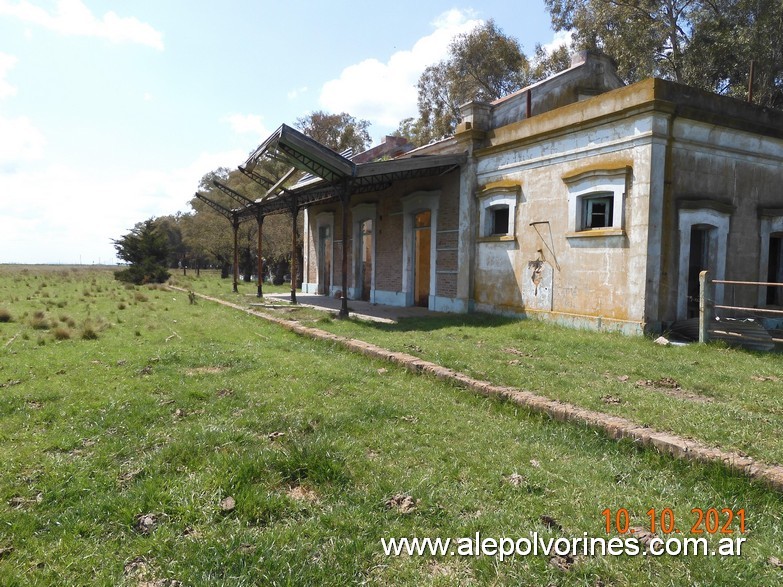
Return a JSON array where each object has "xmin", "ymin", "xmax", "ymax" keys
[
  {"xmin": 435, "ymin": 172, "xmax": 461, "ymax": 298},
  {"xmin": 304, "ymin": 170, "xmax": 462, "ymax": 297},
  {"xmin": 436, "ymin": 174, "xmax": 460, "ymax": 232},
  {"xmin": 375, "ymin": 195, "xmax": 404, "ymax": 292}
]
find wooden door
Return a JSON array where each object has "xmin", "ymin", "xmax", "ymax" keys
[{"xmin": 414, "ymin": 211, "xmax": 431, "ymax": 307}]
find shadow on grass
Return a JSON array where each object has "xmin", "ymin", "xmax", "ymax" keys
[{"xmin": 349, "ymin": 312, "xmax": 522, "ymax": 334}]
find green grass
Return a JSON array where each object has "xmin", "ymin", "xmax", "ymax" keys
[
  {"xmin": 2, "ymin": 266, "xmax": 783, "ymax": 585},
  {"xmin": 180, "ymin": 271, "xmax": 783, "ymax": 465}
]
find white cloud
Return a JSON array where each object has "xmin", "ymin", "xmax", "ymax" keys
[
  {"xmin": 0, "ymin": 52, "xmax": 18, "ymax": 98},
  {"xmin": 319, "ymin": 8, "xmax": 481, "ymax": 130},
  {"xmin": 0, "ymin": 114, "xmax": 46, "ymax": 163},
  {"xmin": 0, "ymin": 0, "xmax": 164, "ymax": 50},
  {"xmin": 0, "ymin": 52, "xmax": 47, "ymax": 165},
  {"xmin": 287, "ymin": 86, "xmax": 308, "ymax": 100},
  {"xmin": 539, "ymin": 29, "xmax": 574, "ymax": 56},
  {"xmin": 222, "ymin": 113, "xmax": 270, "ymax": 140},
  {"xmin": 0, "ymin": 148, "xmax": 245, "ymax": 264}
]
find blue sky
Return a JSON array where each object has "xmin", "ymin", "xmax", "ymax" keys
[{"xmin": 0, "ymin": 0, "xmax": 565, "ymax": 264}]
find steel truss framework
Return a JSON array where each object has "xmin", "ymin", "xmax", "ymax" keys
[{"xmin": 220, "ymin": 123, "xmax": 465, "ymax": 315}]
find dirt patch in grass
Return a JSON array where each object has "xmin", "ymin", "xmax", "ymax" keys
[
  {"xmin": 504, "ymin": 473, "xmax": 526, "ymax": 486},
  {"xmin": 752, "ymin": 375, "xmax": 781, "ymax": 383},
  {"xmin": 124, "ymin": 555, "xmax": 182, "ymax": 587},
  {"xmin": 633, "ymin": 377, "xmax": 713, "ymax": 404},
  {"xmin": 134, "ymin": 513, "xmax": 160, "ymax": 535},
  {"xmin": 118, "ymin": 468, "xmax": 143, "ymax": 488},
  {"xmin": 385, "ymin": 494, "xmax": 417, "ymax": 514},
  {"xmin": 549, "ymin": 553, "xmax": 577, "ymax": 572},
  {"xmin": 287, "ymin": 484, "xmax": 319, "ymax": 503}
]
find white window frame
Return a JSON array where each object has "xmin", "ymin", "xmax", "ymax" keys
[
  {"xmin": 564, "ymin": 167, "xmax": 628, "ymax": 236},
  {"xmin": 477, "ymin": 188, "xmax": 519, "ymax": 240},
  {"xmin": 581, "ymin": 193, "xmax": 614, "ymax": 230}
]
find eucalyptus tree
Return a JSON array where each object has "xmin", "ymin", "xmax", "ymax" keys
[
  {"xmin": 407, "ymin": 20, "xmax": 533, "ymax": 144},
  {"xmin": 545, "ymin": 0, "xmax": 783, "ymax": 108}
]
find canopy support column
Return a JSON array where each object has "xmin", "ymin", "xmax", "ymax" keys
[
  {"xmin": 289, "ymin": 196, "xmax": 299, "ymax": 304},
  {"xmin": 232, "ymin": 217, "xmax": 239, "ymax": 294},
  {"xmin": 256, "ymin": 214, "xmax": 264, "ymax": 298}
]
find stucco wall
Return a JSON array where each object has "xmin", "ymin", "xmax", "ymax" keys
[
  {"xmin": 472, "ymin": 107, "xmax": 658, "ymax": 332},
  {"xmin": 656, "ymin": 117, "xmax": 783, "ymax": 321}
]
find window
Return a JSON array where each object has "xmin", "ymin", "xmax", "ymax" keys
[
  {"xmin": 563, "ymin": 167, "xmax": 629, "ymax": 236},
  {"xmin": 582, "ymin": 195, "xmax": 613, "ymax": 229},
  {"xmin": 477, "ymin": 186, "xmax": 519, "ymax": 239},
  {"xmin": 490, "ymin": 205, "xmax": 510, "ymax": 235}
]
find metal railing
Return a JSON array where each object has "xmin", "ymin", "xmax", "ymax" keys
[{"xmin": 698, "ymin": 271, "xmax": 783, "ymax": 344}]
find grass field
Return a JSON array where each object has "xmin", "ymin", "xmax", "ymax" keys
[
  {"xmin": 173, "ymin": 272, "xmax": 783, "ymax": 467},
  {"xmin": 2, "ymin": 266, "xmax": 783, "ymax": 586}
]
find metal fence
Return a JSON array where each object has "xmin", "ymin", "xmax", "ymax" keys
[{"xmin": 698, "ymin": 271, "xmax": 783, "ymax": 346}]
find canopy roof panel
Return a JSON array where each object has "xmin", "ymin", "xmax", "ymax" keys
[
  {"xmin": 245, "ymin": 124, "xmax": 354, "ymax": 183},
  {"xmin": 237, "ymin": 124, "xmax": 466, "ymax": 219}
]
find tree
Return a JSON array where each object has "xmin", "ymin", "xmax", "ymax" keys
[
  {"xmin": 686, "ymin": 0, "xmax": 783, "ymax": 108},
  {"xmin": 545, "ymin": 0, "xmax": 783, "ymax": 108},
  {"xmin": 449, "ymin": 19, "xmax": 532, "ymax": 100},
  {"xmin": 295, "ymin": 111, "xmax": 371, "ymax": 154},
  {"xmin": 546, "ymin": 0, "xmax": 694, "ymax": 83},
  {"xmin": 153, "ymin": 214, "xmax": 186, "ymax": 270},
  {"xmin": 406, "ymin": 20, "xmax": 540, "ymax": 144},
  {"xmin": 113, "ymin": 219, "xmax": 171, "ymax": 284},
  {"xmin": 531, "ymin": 43, "xmax": 572, "ymax": 81}
]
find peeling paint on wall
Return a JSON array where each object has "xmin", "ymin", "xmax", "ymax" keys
[{"xmin": 523, "ymin": 260, "xmax": 553, "ymax": 311}]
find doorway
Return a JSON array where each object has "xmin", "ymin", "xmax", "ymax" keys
[
  {"xmin": 359, "ymin": 219, "xmax": 373, "ymax": 301},
  {"xmin": 414, "ymin": 210, "xmax": 431, "ymax": 307},
  {"xmin": 767, "ymin": 234, "xmax": 783, "ymax": 305},
  {"xmin": 318, "ymin": 224, "xmax": 332, "ymax": 295},
  {"xmin": 686, "ymin": 225, "xmax": 711, "ymax": 318}
]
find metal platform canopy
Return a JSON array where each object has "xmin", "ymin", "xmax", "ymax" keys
[{"xmin": 240, "ymin": 123, "xmax": 466, "ymax": 317}]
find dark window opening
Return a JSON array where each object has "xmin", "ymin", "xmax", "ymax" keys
[
  {"xmin": 491, "ymin": 206, "xmax": 510, "ymax": 235},
  {"xmin": 767, "ymin": 235, "xmax": 783, "ymax": 305},
  {"xmin": 582, "ymin": 195, "xmax": 613, "ymax": 229}
]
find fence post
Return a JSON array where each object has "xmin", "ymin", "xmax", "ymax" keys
[{"xmin": 699, "ymin": 270, "xmax": 712, "ymax": 343}]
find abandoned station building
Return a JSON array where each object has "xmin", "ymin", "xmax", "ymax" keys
[{"xmin": 243, "ymin": 51, "xmax": 783, "ymax": 335}]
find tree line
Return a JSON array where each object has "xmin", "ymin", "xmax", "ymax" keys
[{"xmin": 115, "ymin": 6, "xmax": 783, "ymax": 284}]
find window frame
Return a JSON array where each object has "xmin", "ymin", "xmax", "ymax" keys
[
  {"xmin": 581, "ymin": 193, "xmax": 614, "ymax": 230},
  {"xmin": 563, "ymin": 167, "xmax": 629, "ymax": 237},
  {"xmin": 477, "ymin": 187, "xmax": 519, "ymax": 241},
  {"xmin": 489, "ymin": 204, "xmax": 510, "ymax": 235}
]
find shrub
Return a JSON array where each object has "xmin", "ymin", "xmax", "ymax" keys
[
  {"xmin": 0, "ymin": 308, "xmax": 12, "ymax": 323},
  {"xmin": 53, "ymin": 327, "xmax": 71, "ymax": 340},
  {"xmin": 113, "ymin": 219, "xmax": 171, "ymax": 285},
  {"xmin": 81, "ymin": 326, "xmax": 99, "ymax": 340},
  {"xmin": 30, "ymin": 311, "xmax": 49, "ymax": 330}
]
